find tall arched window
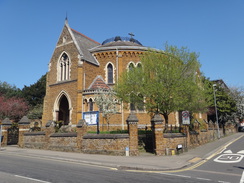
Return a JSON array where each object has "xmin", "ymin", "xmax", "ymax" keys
[
  {"xmin": 89, "ymin": 98, "xmax": 93, "ymax": 111},
  {"xmin": 59, "ymin": 53, "xmax": 70, "ymax": 81},
  {"xmin": 137, "ymin": 63, "xmax": 142, "ymax": 68},
  {"xmin": 128, "ymin": 63, "xmax": 135, "ymax": 71},
  {"xmin": 107, "ymin": 63, "xmax": 113, "ymax": 84}
]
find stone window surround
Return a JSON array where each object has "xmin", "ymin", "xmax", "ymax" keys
[
  {"xmin": 57, "ymin": 52, "xmax": 71, "ymax": 82},
  {"xmin": 104, "ymin": 62, "xmax": 115, "ymax": 84},
  {"xmin": 53, "ymin": 90, "xmax": 73, "ymax": 123}
]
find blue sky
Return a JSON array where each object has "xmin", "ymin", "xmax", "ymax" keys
[{"xmin": 0, "ymin": 0, "xmax": 243, "ymax": 89}]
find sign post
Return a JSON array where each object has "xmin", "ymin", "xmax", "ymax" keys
[
  {"xmin": 83, "ymin": 111, "xmax": 99, "ymax": 134},
  {"xmin": 181, "ymin": 111, "xmax": 190, "ymax": 152}
]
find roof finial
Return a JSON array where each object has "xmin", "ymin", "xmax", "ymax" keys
[
  {"xmin": 128, "ymin": 32, "xmax": 135, "ymax": 38},
  {"xmin": 65, "ymin": 12, "xmax": 68, "ymax": 24}
]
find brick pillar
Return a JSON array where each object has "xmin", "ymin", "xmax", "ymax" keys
[
  {"xmin": 18, "ymin": 116, "xmax": 30, "ymax": 148},
  {"xmin": 76, "ymin": 119, "xmax": 87, "ymax": 150},
  {"xmin": 151, "ymin": 114, "xmax": 165, "ymax": 156},
  {"xmin": 1, "ymin": 118, "xmax": 12, "ymax": 146},
  {"xmin": 44, "ymin": 120, "xmax": 56, "ymax": 149},
  {"xmin": 126, "ymin": 113, "xmax": 139, "ymax": 156}
]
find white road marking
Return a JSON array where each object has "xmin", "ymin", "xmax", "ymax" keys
[
  {"xmin": 196, "ymin": 177, "xmax": 211, "ymax": 181},
  {"xmin": 223, "ymin": 150, "xmax": 233, "ymax": 154},
  {"xmin": 214, "ymin": 153, "xmax": 244, "ymax": 163},
  {"xmin": 159, "ymin": 172, "xmax": 191, "ymax": 178},
  {"xmin": 237, "ymin": 150, "xmax": 244, "ymax": 154},
  {"xmin": 218, "ymin": 181, "xmax": 230, "ymax": 183},
  {"xmin": 15, "ymin": 175, "xmax": 51, "ymax": 183},
  {"xmin": 240, "ymin": 171, "xmax": 244, "ymax": 183}
]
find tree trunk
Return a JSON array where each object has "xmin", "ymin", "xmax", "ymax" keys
[{"xmin": 163, "ymin": 113, "xmax": 169, "ymax": 125}]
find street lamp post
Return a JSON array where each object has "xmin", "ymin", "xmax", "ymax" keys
[{"xmin": 213, "ymin": 84, "xmax": 220, "ymax": 139}]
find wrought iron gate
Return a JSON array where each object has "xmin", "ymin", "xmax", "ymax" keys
[{"xmin": 7, "ymin": 126, "xmax": 19, "ymax": 145}]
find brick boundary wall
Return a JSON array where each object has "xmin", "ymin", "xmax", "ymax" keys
[
  {"xmin": 82, "ymin": 134, "xmax": 129, "ymax": 155},
  {"xmin": 20, "ymin": 116, "xmax": 237, "ymax": 156}
]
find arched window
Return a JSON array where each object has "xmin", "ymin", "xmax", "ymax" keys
[
  {"xmin": 89, "ymin": 98, "xmax": 93, "ymax": 111},
  {"xmin": 128, "ymin": 63, "xmax": 135, "ymax": 71},
  {"xmin": 137, "ymin": 63, "xmax": 142, "ymax": 68},
  {"xmin": 59, "ymin": 53, "xmax": 70, "ymax": 81},
  {"xmin": 107, "ymin": 63, "xmax": 113, "ymax": 84}
]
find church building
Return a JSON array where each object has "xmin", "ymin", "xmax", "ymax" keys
[{"xmin": 42, "ymin": 20, "xmax": 205, "ymax": 130}]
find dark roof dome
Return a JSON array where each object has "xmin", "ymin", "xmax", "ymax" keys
[{"xmin": 102, "ymin": 36, "xmax": 142, "ymax": 46}]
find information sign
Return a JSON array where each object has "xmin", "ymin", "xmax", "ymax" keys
[
  {"xmin": 83, "ymin": 111, "xmax": 99, "ymax": 125},
  {"xmin": 182, "ymin": 111, "xmax": 190, "ymax": 125}
]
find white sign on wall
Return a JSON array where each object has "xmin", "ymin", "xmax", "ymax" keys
[{"xmin": 83, "ymin": 111, "xmax": 99, "ymax": 125}]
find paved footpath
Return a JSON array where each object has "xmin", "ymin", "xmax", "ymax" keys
[{"xmin": 1, "ymin": 133, "xmax": 243, "ymax": 171}]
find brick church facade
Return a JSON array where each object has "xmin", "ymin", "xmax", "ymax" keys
[{"xmin": 42, "ymin": 20, "xmax": 206, "ymax": 130}]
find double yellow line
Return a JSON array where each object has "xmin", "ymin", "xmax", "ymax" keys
[{"xmin": 127, "ymin": 134, "xmax": 244, "ymax": 174}]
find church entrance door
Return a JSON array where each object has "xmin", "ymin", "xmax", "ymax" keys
[{"xmin": 58, "ymin": 95, "xmax": 70, "ymax": 125}]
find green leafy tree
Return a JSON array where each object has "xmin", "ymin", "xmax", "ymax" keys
[
  {"xmin": 0, "ymin": 81, "xmax": 22, "ymax": 98},
  {"xmin": 94, "ymin": 89, "xmax": 119, "ymax": 131},
  {"xmin": 27, "ymin": 104, "xmax": 43, "ymax": 120},
  {"xmin": 21, "ymin": 74, "xmax": 46, "ymax": 107},
  {"xmin": 116, "ymin": 43, "xmax": 208, "ymax": 124},
  {"xmin": 212, "ymin": 84, "xmax": 237, "ymax": 125},
  {"xmin": 206, "ymin": 79, "xmax": 239, "ymax": 128}
]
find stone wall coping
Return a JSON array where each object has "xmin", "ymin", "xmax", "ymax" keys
[
  {"xmin": 50, "ymin": 132, "xmax": 77, "ymax": 137},
  {"xmin": 164, "ymin": 133, "xmax": 186, "ymax": 138},
  {"xmin": 19, "ymin": 116, "xmax": 30, "ymax": 125},
  {"xmin": 24, "ymin": 131, "xmax": 46, "ymax": 136},
  {"xmin": 83, "ymin": 133, "xmax": 129, "ymax": 139},
  {"xmin": 151, "ymin": 114, "xmax": 164, "ymax": 123},
  {"xmin": 2, "ymin": 118, "xmax": 12, "ymax": 126},
  {"xmin": 126, "ymin": 113, "xmax": 138, "ymax": 123},
  {"xmin": 189, "ymin": 131, "xmax": 199, "ymax": 135}
]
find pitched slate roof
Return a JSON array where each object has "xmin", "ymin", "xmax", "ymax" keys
[
  {"xmin": 88, "ymin": 75, "xmax": 111, "ymax": 90},
  {"xmin": 64, "ymin": 20, "xmax": 100, "ymax": 66},
  {"xmin": 71, "ymin": 28, "xmax": 100, "ymax": 65}
]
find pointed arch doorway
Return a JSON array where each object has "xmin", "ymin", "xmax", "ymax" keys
[{"xmin": 57, "ymin": 95, "xmax": 70, "ymax": 125}]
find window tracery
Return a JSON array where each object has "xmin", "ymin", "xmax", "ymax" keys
[{"xmin": 58, "ymin": 53, "xmax": 70, "ymax": 81}]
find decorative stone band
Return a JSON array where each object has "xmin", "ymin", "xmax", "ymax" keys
[
  {"xmin": 154, "ymin": 128, "xmax": 164, "ymax": 131},
  {"xmin": 127, "ymin": 121, "xmax": 138, "ymax": 125},
  {"xmin": 19, "ymin": 129, "xmax": 29, "ymax": 132},
  {"xmin": 153, "ymin": 121, "xmax": 163, "ymax": 125}
]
